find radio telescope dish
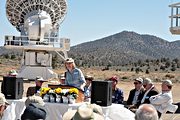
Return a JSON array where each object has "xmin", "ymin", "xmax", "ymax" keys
[{"xmin": 6, "ymin": 0, "xmax": 67, "ymax": 32}]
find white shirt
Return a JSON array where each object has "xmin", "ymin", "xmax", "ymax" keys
[{"xmin": 149, "ymin": 91, "xmax": 177, "ymax": 113}]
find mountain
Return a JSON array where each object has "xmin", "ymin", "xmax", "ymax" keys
[
  {"xmin": 68, "ymin": 31, "xmax": 180, "ymax": 66},
  {"xmin": 0, "ymin": 31, "xmax": 180, "ymax": 66}
]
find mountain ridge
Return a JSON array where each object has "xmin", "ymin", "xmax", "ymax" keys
[{"xmin": 69, "ymin": 31, "xmax": 180, "ymax": 66}]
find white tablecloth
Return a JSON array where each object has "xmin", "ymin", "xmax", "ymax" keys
[{"xmin": 7, "ymin": 98, "xmax": 135, "ymax": 120}]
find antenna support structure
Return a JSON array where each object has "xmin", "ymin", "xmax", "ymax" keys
[{"xmin": 4, "ymin": 0, "xmax": 70, "ymax": 80}]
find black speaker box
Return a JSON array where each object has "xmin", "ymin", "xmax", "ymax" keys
[
  {"xmin": 91, "ymin": 80, "xmax": 112, "ymax": 106},
  {"xmin": 2, "ymin": 76, "xmax": 23, "ymax": 99}
]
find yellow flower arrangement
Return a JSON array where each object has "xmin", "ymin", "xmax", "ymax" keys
[
  {"xmin": 54, "ymin": 88, "xmax": 62, "ymax": 94},
  {"xmin": 68, "ymin": 88, "xmax": 79, "ymax": 95},
  {"xmin": 40, "ymin": 87, "xmax": 51, "ymax": 96},
  {"xmin": 68, "ymin": 88, "xmax": 79, "ymax": 99}
]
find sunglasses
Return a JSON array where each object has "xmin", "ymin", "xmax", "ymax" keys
[
  {"xmin": 143, "ymin": 85, "xmax": 147, "ymax": 88},
  {"xmin": 134, "ymin": 82, "xmax": 139, "ymax": 85},
  {"xmin": 66, "ymin": 63, "xmax": 72, "ymax": 65}
]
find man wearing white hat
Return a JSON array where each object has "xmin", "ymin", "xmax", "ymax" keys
[
  {"xmin": 127, "ymin": 77, "xmax": 145, "ymax": 111},
  {"xmin": 149, "ymin": 80, "xmax": 178, "ymax": 118},
  {"xmin": 127, "ymin": 77, "xmax": 145, "ymax": 106},
  {"xmin": 26, "ymin": 76, "xmax": 48, "ymax": 97}
]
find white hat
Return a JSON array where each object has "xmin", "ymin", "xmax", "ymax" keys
[
  {"xmin": 36, "ymin": 76, "xmax": 47, "ymax": 82},
  {"xmin": 60, "ymin": 74, "xmax": 65, "ymax": 79},
  {"xmin": 25, "ymin": 95, "xmax": 45, "ymax": 107},
  {"xmin": 0, "ymin": 93, "xmax": 9, "ymax": 105},
  {"xmin": 65, "ymin": 58, "xmax": 74, "ymax": 63},
  {"xmin": 134, "ymin": 77, "xmax": 143, "ymax": 83},
  {"xmin": 63, "ymin": 103, "xmax": 104, "ymax": 120},
  {"xmin": 143, "ymin": 78, "xmax": 153, "ymax": 84},
  {"xmin": 162, "ymin": 80, "xmax": 173, "ymax": 86}
]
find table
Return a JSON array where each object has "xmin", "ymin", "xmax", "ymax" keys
[{"xmin": 7, "ymin": 98, "xmax": 135, "ymax": 120}]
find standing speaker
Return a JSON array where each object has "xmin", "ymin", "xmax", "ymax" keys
[
  {"xmin": 91, "ymin": 80, "xmax": 112, "ymax": 106},
  {"xmin": 2, "ymin": 76, "xmax": 23, "ymax": 99}
]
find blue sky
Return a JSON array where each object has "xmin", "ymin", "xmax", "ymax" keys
[{"xmin": 1, "ymin": 0, "xmax": 180, "ymax": 46}]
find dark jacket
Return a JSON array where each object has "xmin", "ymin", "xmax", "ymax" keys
[
  {"xmin": 21, "ymin": 103, "xmax": 46, "ymax": 120},
  {"xmin": 137, "ymin": 86, "xmax": 159, "ymax": 106},
  {"xmin": 142, "ymin": 87, "xmax": 159, "ymax": 104},
  {"xmin": 127, "ymin": 87, "xmax": 145, "ymax": 106}
]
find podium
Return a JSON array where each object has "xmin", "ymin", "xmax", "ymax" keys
[{"xmin": 48, "ymin": 84, "xmax": 84, "ymax": 103}]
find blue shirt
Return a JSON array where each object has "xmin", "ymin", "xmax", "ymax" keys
[
  {"xmin": 65, "ymin": 68, "xmax": 86, "ymax": 90},
  {"xmin": 112, "ymin": 88, "xmax": 124, "ymax": 104}
]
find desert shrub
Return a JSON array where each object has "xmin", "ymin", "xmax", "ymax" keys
[
  {"xmin": 165, "ymin": 74, "xmax": 175, "ymax": 79},
  {"xmin": 122, "ymin": 76, "xmax": 128, "ymax": 80},
  {"xmin": 145, "ymin": 69, "xmax": 149, "ymax": 74}
]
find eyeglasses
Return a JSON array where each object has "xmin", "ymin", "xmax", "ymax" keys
[{"xmin": 134, "ymin": 82, "xmax": 139, "ymax": 85}]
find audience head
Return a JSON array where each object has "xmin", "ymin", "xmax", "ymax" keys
[
  {"xmin": 60, "ymin": 74, "xmax": 66, "ymax": 84},
  {"xmin": 161, "ymin": 79, "xmax": 173, "ymax": 92},
  {"xmin": 25, "ymin": 95, "xmax": 45, "ymax": 107},
  {"xmin": 143, "ymin": 78, "xmax": 153, "ymax": 90},
  {"xmin": 65, "ymin": 58, "xmax": 76, "ymax": 70},
  {"xmin": 63, "ymin": 103, "xmax": 104, "ymax": 120},
  {"xmin": 85, "ymin": 75, "xmax": 94, "ymax": 86},
  {"xmin": 35, "ymin": 76, "xmax": 47, "ymax": 87},
  {"xmin": 108, "ymin": 76, "xmax": 118, "ymax": 90},
  {"xmin": 21, "ymin": 104, "xmax": 46, "ymax": 120},
  {"xmin": 0, "ymin": 93, "xmax": 9, "ymax": 117},
  {"xmin": 134, "ymin": 77, "xmax": 143, "ymax": 90},
  {"xmin": 8, "ymin": 69, "xmax": 18, "ymax": 76},
  {"xmin": 135, "ymin": 104, "xmax": 158, "ymax": 120},
  {"xmin": 22, "ymin": 96, "xmax": 46, "ymax": 120}
]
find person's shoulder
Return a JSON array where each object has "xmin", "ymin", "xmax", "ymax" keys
[
  {"xmin": 27, "ymin": 86, "xmax": 36, "ymax": 91},
  {"xmin": 151, "ymin": 87, "xmax": 159, "ymax": 93},
  {"xmin": 74, "ymin": 68, "xmax": 81, "ymax": 72},
  {"xmin": 116, "ymin": 88, "xmax": 123, "ymax": 93},
  {"xmin": 130, "ymin": 88, "xmax": 136, "ymax": 92}
]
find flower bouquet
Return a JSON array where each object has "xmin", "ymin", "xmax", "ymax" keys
[
  {"xmin": 40, "ymin": 87, "xmax": 56, "ymax": 102},
  {"xmin": 40, "ymin": 87, "xmax": 79, "ymax": 104}
]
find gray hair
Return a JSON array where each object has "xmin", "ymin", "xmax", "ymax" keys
[{"xmin": 135, "ymin": 104, "xmax": 158, "ymax": 120}]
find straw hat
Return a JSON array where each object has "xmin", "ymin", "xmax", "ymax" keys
[
  {"xmin": 63, "ymin": 103, "xmax": 104, "ymax": 120},
  {"xmin": 25, "ymin": 95, "xmax": 45, "ymax": 107}
]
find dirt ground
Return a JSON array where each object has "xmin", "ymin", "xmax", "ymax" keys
[{"xmin": 21, "ymin": 81, "xmax": 180, "ymax": 120}]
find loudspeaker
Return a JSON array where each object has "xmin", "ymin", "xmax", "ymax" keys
[
  {"xmin": 91, "ymin": 80, "xmax": 112, "ymax": 106},
  {"xmin": 2, "ymin": 76, "xmax": 23, "ymax": 99}
]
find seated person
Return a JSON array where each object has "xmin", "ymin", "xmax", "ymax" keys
[
  {"xmin": 107, "ymin": 76, "xmax": 124, "ymax": 104},
  {"xmin": 149, "ymin": 80, "xmax": 178, "ymax": 119},
  {"xmin": 21, "ymin": 96, "xmax": 46, "ymax": 120},
  {"xmin": 59, "ymin": 74, "xmax": 65, "ymax": 84},
  {"xmin": 64, "ymin": 58, "xmax": 86, "ymax": 91},
  {"xmin": 139, "ymin": 78, "xmax": 159, "ymax": 105},
  {"xmin": 127, "ymin": 77, "xmax": 145, "ymax": 110},
  {"xmin": 84, "ymin": 75, "xmax": 94, "ymax": 102},
  {"xmin": 26, "ymin": 76, "xmax": 47, "ymax": 97}
]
